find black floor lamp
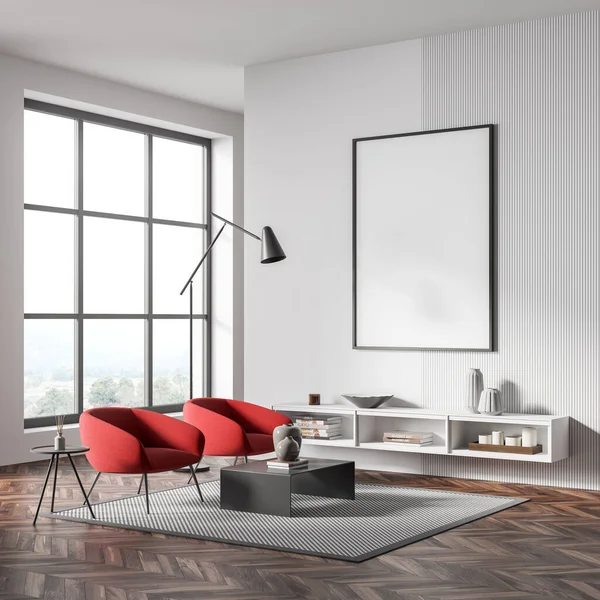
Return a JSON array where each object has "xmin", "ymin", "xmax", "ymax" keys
[{"xmin": 177, "ymin": 212, "xmax": 286, "ymax": 473}]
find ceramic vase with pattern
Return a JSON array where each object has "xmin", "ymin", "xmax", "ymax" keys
[
  {"xmin": 273, "ymin": 423, "xmax": 302, "ymax": 461},
  {"xmin": 478, "ymin": 388, "xmax": 503, "ymax": 416},
  {"xmin": 466, "ymin": 368, "xmax": 484, "ymax": 414}
]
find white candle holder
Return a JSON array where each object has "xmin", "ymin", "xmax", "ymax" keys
[{"xmin": 522, "ymin": 427, "xmax": 538, "ymax": 447}]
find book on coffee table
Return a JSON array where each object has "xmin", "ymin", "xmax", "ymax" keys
[{"xmin": 266, "ymin": 458, "xmax": 309, "ymax": 470}]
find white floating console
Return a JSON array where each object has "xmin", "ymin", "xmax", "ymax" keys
[{"xmin": 273, "ymin": 405, "xmax": 569, "ymax": 463}]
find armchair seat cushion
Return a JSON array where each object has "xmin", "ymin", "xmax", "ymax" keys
[
  {"xmin": 246, "ymin": 433, "xmax": 276, "ymax": 455},
  {"xmin": 144, "ymin": 448, "xmax": 199, "ymax": 473}
]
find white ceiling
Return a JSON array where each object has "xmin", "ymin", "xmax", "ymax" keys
[{"xmin": 0, "ymin": 0, "xmax": 599, "ymax": 113}]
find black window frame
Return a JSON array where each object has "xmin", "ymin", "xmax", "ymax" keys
[{"xmin": 24, "ymin": 99, "xmax": 212, "ymax": 428}]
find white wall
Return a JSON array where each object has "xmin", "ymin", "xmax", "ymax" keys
[
  {"xmin": 0, "ymin": 53, "xmax": 244, "ymax": 466},
  {"xmin": 244, "ymin": 12, "xmax": 600, "ymax": 488}
]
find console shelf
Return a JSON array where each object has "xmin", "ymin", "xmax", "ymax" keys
[{"xmin": 273, "ymin": 405, "xmax": 569, "ymax": 463}]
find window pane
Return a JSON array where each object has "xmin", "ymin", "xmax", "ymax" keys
[
  {"xmin": 84, "ymin": 320, "xmax": 144, "ymax": 409},
  {"xmin": 24, "ymin": 110, "xmax": 75, "ymax": 208},
  {"xmin": 25, "ymin": 211, "xmax": 75, "ymax": 313},
  {"xmin": 153, "ymin": 319, "xmax": 204, "ymax": 405},
  {"xmin": 153, "ymin": 224, "xmax": 204, "ymax": 314},
  {"xmin": 84, "ymin": 217, "xmax": 145, "ymax": 313},
  {"xmin": 24, "ymin": 320, "xmax": 75, "ymax": 418},
  {"xmin": 83, "ymin": 123, "xmax": 145, "ymax": 216},
  {"xmin": 153, "ymin": 137, "xmax": 204, "ymax": 223}
]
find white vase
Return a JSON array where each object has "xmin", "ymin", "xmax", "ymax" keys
[
  {"xmin": 478, "ymin": 388, "xmax": 503, "ymax": 416},
  {"xmin": 466, "ymin": 368, "xmax": 483, "ymax": 414},
  {"xmin": 54, "ymin": 433, "xmax": 66, "ymax": 450}
]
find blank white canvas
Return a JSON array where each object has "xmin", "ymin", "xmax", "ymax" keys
[{"xmin": 355, "ymin": 127, "xmax": 491, "ymax": 350}]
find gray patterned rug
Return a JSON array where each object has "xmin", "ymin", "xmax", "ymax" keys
[{"xmin": 48, "ymin": 480, "xmax": 527, "ymax": 562}]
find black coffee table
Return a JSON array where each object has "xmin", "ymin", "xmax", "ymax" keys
[{"xmin": 220, "ymin": 458, "xmax": 354, "ymax": 517}]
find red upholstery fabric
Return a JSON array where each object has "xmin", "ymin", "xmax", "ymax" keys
[
  {"xmin": 80, "ymin": 407, "xmax": 205, "ymax": 475},
  {"xmin": 144, "ymin": 448, "xmax": 200, "ymax": 473},
  {"xmin": 183, "ymin": 398, "xmax": 291, "ymax": 457},
  {"xmin": 245, "ymin": 433, "xmax": 277, "ymax": 455}
]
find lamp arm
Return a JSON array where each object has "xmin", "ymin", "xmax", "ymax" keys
[
  {"xmin": 212, "ymin": 212, "xmax": 261, "ymax": 241},
  {"xmin": 179, "ymin": 223, "xmax": 227, "ymax": 296},
  {"xmin": 180, "ymin": 214, "xmax": 262, "ymax": 296}
]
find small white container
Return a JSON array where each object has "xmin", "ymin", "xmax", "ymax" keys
[
  {"xmin": 478, "ymin": 434, "xmax": 492, "ymax": 444},
  {"xmin": 505, "ymin": 435, "xmax": 522, "ymax": 447},
  {"xmin": 492, "ymin": 430, "xmax": 504, "ymax": 445},
  {"xmin": 522, "ymin": 427, "xmax": 538, "ymax": 447}
]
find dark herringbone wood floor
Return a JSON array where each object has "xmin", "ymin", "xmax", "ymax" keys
[{"xmin": 0, "ymin": 456, "xmax": 599, "ymax": 600}]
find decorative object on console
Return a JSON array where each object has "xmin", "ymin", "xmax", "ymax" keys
[
  {"xmin": 505, "ymin": 435, "xmax": 522, "ymax": 446},
  {"xmin": 308, "ymin": 393, "xmax": 320, "ymax": 405},
  {"xmin": 273, "ymin": 423, "xmax": 302, "ymax": 461},
  {"xmin": 341, "ymin": 394, "xmax": 393, "ymax": 409},
  {"xmin": 478, "ymin": 434, "xmax": 492, "ymax": 444},
  {"xmin": 466, "ymin": 368, "xmax": 484, "ymax": 413},
  {"xmin": 266, "ymin": 458, "xmax": 309, "ymax": 471},
  {"xmin": 478, "ymin": 388, "xmax": 503, "ymax": 415},
  {"xmin": 468, "ymin": 441, "xmax": 543, "ymax": 455},
  {"xmin": 54, "ymin": 414, "xmax": 66, "ymax": 450},
  {"xmin": 522, "ymin": 427, "xmax": 538, "ymax": 447},
  {"xmin": 492, "ymin": 430, "xmax": 505, "ymax": 445},
  {"xmin": 383, "ymin": 431, "xmax": 433, "ymax": 446}
]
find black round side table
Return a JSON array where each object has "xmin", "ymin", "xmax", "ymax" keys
[{"xmin": 30, "ymin": 445, "xmax": 95, "ymax": 525}]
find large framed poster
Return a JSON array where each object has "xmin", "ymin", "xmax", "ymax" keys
[{"xmin": 352, "ymin": 125, "xmax": 494, "ymax": 351}]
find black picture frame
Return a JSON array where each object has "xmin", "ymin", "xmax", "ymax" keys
[{"xmin": 352, "ymin": 124, "xmax": 496, "ymax": 352}]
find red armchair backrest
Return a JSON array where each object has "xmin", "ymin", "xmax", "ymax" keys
[
  {"xmin": 187, "ymin": 398, "xmax": 291, "ymax": 434},
  {"xmin": 86, "ymin": 406, "xmax": 145, "ymax": 437},
  {"xmin": 189, "ymin": 398, "xmax": 234, "ymax": 419}
]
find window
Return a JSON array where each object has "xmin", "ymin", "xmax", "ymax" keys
[{"xmin": 24, "ymin": 100, "xmax": 211, "ymax": 427}]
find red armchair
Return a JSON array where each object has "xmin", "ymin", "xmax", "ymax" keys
[
  {"xmin": 80, "ymin": 407, "xmax": 205, "ymax": 513},
  {"xmin": 183, "ymin": 398, "xmax": 291, "ymax": 463}
]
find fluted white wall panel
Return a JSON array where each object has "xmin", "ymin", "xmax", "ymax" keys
[
  {"xmin": 245, "ymin": 12, "xmax": 599, "ymax": 490},
  {"xmin": 422, "ymin": 12, "xmax": 600, "ymax": 489}
]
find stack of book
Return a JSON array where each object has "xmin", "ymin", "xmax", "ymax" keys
[
  {"xmin": 294, "ymin": 416, "xmax": 343, "ymax": 440},
  {"xmin": 267, "ymin": 458, "xmax": 309, "ymax": 471},
  {"xmin": 383, "ymin": 431, "xmax": 433, "ymax": 446}
]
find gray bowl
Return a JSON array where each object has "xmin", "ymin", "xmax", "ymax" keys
[{"xmin": 341, "ymin": 394, "xmax": 394, "ymax": 409}]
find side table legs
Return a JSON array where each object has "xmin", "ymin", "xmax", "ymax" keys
[
  {"xmin": 33, "ymin": 455, "xmax": 55, "ymax": 526},
  {"xmin": 33, "ymin": 453, "xmax": 96, "ymax": 525},
  {"xmin": 67, "ymin": 454, "xmax": 96, "ymax": 520}
]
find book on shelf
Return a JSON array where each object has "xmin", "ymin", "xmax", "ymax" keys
[
  {"xmin": 383, "ymin": 435, "xmax": 432, "ymax": 442},
  {"xmin": 294, "ymin": 416, "xmax": 342, "ymax": 427},
  {"xmin": 267, "ymin": 458, "xmax": 309, "ymax": 470},
  {"xmin": 302, "ymin": 433, "xmax": 343, "ymax": 440},
  {"xmin": 383, "ymin": 431, "xmax": 433, "ymax": 440},
  {"xmin": 295, "ymin": 422, "xmax": 341, "ymax": 432},
  {"xmin": 300, "ymin": 427, "xmax": 341, "ymax": 436},
  {"xmin": 383, "ymin": 439, "xmax": 433, "ymax": 446}
]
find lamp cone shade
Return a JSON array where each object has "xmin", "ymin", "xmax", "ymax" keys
[{"xmin": 261, "ymin": 226, "xmax": 286, "ymax": 264}]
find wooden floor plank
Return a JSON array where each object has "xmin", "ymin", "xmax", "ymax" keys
[{"xmin": 0, "ymin": 456, "xmax": 598, "ymax": 599}]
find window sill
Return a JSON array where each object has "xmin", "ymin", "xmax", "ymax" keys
[{"xmin": 24, "ymin": 410, "xmax": 184, "ymax": 434}]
